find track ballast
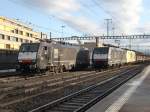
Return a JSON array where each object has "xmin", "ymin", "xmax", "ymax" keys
[{"xmin": 29, "ymin": 65, "xmax": 144, "ymax": 112}]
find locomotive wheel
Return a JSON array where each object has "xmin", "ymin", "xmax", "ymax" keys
[
  {"xmin": 62, "ymin": 65, "xmax": 66, "ymax": 72},
  {"xmin": 54, "ymin": 67, "xmax": 59, "ymax": 74},
  {"xmin": 60, "ymin": 66, "xmax": 63, "ymax": 73}
]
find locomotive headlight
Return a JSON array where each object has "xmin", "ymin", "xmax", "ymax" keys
[{"xmin": 19, "ymin": 60, "xmax": 22, "ymax": 62}]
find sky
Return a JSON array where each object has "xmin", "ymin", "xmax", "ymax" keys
[{"xmin": 1, "ymin": 0, "xmax": 150, "ymax": 52}]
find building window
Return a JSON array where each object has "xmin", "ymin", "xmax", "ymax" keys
[
  {"xmin": 15, "ymin": 29, "xmax": 18, "ymax": 34},
  {"xmin": 0, "ymin": 34, "xmax": 5, "ymax": 40},
  {"xmin": 12, "ymin": 37, "xmax": 16, "ymax": 41},
  {"xmin": 16, "ymin": 37, "xmax": 18, "ymax": 42},
  {"xmin": 11, "ymin": 30, "xmax": 14, "ymax": 33},
  {"xmin": 10, "ymin": 36, "xmax": 15, "ymax": 41},
  {"xmin": 20, "ymin": 39, "xmax": 23, "ymax": 42},
  {"xmin": 19, "ymin": 31, "xmax": 23, "ymax": 35},
  {"xmin": 6, "ymin": 35, "xmax": 10, "ymax": 40},
  {"xmin": 11, "ymin": 36, "xmax": 18, "ymax": 42},
  {"xmin": 18, "ymin": 38, "xmax": 23, "ymax": 42},
  {"xmin": 26, "ymin": 32, "xmax": 29, "ymax": 37},
  {"xmin": 30, "ymin": 34, "xmax": 33, "ymax": 37},
  {"xmin": 6, "ymin": 44, "xmax": 10, "ymax": 49}
]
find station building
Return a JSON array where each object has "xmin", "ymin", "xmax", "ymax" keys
[{"xmin": 0, "ymin": 16, "xmax": 41, "ymax": 50}]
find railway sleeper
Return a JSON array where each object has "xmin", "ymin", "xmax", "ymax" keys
[
  {"xmin": 69, "ymin": 99, "xmax": 88, "ymax": 104},
  {"xmin": 78, "ymin": 96, "xmax": 95, "ymax": 100},
  {"xmin": 45, "ymin": 111, "xmax": 65, "ymax": 112},
  {"xmin": 71, "ymin": 98, "xmax": 89, "ymax": 102},
  {"xmin": 82, "ymin": 94, "xmax": 97, "ymax": 97},
  {"xmin": 45, "ymin": 111, "xmax": 61, "ymax": 112},
  {"xmin": 88, "ymin": 91, "xmax": 103, "ymax": 95},
  {"xmin": 28, "ymin": 66, "xmax": 144, "ymax": 112},
  {"xmin": 59, "ymin": 104, "xmax": 80, "ymax": 109},
  {"xmin": 74, "ymin": 97, "xmax": 92, "ymax": 101},
  {"xmin": 63, "ymin": 102, "xmax": 83, "ymax": 106},
  {"xmin": 50, "ymin": 107, "xmax": 75, "ymax": 112}
]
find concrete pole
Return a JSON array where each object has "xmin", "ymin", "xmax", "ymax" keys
[{"xmin": 105, "ymin": 19, "xmax": 112, "ymax": 36}]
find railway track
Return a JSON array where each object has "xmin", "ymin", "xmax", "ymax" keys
[
  {"xmin": 0, "ymin": 71, "xmax": 95, "ymax": 93},
  {"xmin": 0, "ymin": 64, "xmax": 145, "ymax": 112},
  {"xmin": 0, "ymin": 66, "xmax": 134, "ymax": 99},
  {"xmin": 0, "ymin": 70, "xmax": 95, "ymax": 84},
  {"xmin": 0, "ymin": 68, "xmax": 122, "ymax": 105},
  {"xmin": 29, "ymin": 65, "xmax": 144, "ymax": 112},
  {"xmin": 0, "ymin": 64, "xmax": 141, "ymax": 85}
]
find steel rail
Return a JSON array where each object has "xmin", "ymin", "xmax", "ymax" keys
[{"xmin": 29, "ymin": 65, "xmax": 143, "ymax": 112}]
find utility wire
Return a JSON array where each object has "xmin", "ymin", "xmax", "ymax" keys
[
  {"xmin": 93, "ymin": 0, "xmax": 122, "ymax": 25},
  {"xmin": 79, "ymin": 0, "xmax": 103, "ymax": 22},
  {"xmin": 7, "ymin": 0, "xmax": 73, "ymax": 36}
]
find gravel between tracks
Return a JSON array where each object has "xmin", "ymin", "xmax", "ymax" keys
[{"xmin": 0, "ymin": 65, "xmax": 140, "ymax": 112}]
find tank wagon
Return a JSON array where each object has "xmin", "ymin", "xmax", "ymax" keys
[{"xmin": 17, "ymin": 41, "xmax": 80, "ymax": 72}]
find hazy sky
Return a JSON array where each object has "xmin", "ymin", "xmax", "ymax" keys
[
  {"xmin": 1, "ymin": 0, "xmax": 150, "ymax": 51},
  {"xmin": 1, "ymin": 0, "xmax": 150, "ymax": 37}
]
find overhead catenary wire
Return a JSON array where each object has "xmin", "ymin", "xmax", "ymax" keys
[
  {"xmin": 79, "ymin": 0, "xmax": 104, "ymax": 22},
  {"xmin": 93, "ymin": 0, "xmax": 122, "ymax": 24},
  {"xmin": 9, "ymin": 0, "xmax": 105, "ymax": 34},
  {"xmin": 7, "ymin": 0, "xmax": 74, "ymax": 37}
]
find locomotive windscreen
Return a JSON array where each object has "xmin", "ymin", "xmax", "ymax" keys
[
  {"xmin": 93, "ymin": 47, "xmax": 109, "ymax": 54},
  {"xmin": 20, "ymin": 43, "xmax": 40, "ymax": 52}
]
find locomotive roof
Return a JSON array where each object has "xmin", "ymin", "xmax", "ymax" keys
[
  {"xmin": 41, "ymin": 39, "xmax": 79, "ymax": 47},
  {"xmin": 22, "ymin": 40, "xmax": 79, "ymax": 48}
]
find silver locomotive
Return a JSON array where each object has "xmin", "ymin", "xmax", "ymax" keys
[{"xmin": 18, "ymin": 41, "xmax": 80, "ymax": 72}]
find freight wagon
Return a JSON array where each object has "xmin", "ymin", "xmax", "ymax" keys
[
  {"xmin": 0, "ymin": 49, "xmax": 18, "ymax": 70},
  {"xmin": 136, "ymin": 52, "xmax": 146, "ymax": 63},
  {"xmin": 126, "ymin": 50, "xmax": 136, "ymax": 63}
]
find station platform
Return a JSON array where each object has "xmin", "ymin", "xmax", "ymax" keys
[{"xmin": 86, "ymin": 65, "xmax": 150, "ymax": 112}]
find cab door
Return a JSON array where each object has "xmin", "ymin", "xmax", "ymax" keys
[{"xmin": 38, "ymin": 46, "xmax": 49, "ymax": 70}]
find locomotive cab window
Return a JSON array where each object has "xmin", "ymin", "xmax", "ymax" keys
[
  {"xmin": 20, "ymin": 43, "xmax": 40, "ymax": 52},
  {"xmin": 94, "ymin": 47, "xmax": 109, "ymax": 54}
]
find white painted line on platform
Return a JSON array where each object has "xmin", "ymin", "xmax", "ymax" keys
[
  {"xmin": 105, "ymin": 66, "xmax": 150, "ymax": 112},
  {"xmin": 0, "ymin": 69, "xmax": 16, "ymax": 73}
]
